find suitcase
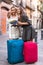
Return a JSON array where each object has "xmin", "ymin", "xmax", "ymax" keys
[
  {"xmin": 7, "ymin": 39, "xmax": 24, "ymax": 64},
  {"xmin": 23, "ymin": 41, "xmax": 38, "ymax": 63}
]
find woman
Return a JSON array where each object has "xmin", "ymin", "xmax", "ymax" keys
[
  {"xmin": 18, "ymin": 7, "xmax": 36, "ymax": 42},
  {"xmin": 7, "ymin": 6, "xmax": 20, "ymax": 39}
]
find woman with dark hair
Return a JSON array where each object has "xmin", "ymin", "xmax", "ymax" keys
[{"xmin": 18, "ymin": 7, "xmax": 36, "ymax": 42}]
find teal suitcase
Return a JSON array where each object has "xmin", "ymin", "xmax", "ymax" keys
[{"xmin": 7, "ymin": 39, "xmax": 24, "ymax": 64}]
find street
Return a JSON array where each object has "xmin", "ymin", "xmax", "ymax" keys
[{"xmin": 0, "ymin": 30, "xmax": 43, "ymax": 65}]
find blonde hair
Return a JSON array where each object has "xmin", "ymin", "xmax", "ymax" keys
[
  {"xmin": 11, "ymin": 6, "xmax": 19, "ymax": 16},
  {"xmin": 7, "ymin": 6, "xmax": 20, "ymax": 18}
]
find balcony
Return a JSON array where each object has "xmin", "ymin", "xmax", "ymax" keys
[
  {"xmin": 26, "ymin": 0, "xmax": 35, "ymax": 11},
  {"xmin": 37, "ymin": 5, "xmax": 43, "ymax": 13}
]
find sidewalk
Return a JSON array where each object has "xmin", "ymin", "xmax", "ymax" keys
[{"xmin": 0, "ymin": 30, "xmax": 43, "ymax": 65}]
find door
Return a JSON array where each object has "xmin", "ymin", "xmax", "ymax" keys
[{"xmin": 1, "ymin": 9, "xmax": 7, "ymax": 34}]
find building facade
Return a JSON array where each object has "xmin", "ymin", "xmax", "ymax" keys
[
  {"xmin": 0, "ymin": 2, "xmax": 12, "ymax": 34},
  {"xmin": 0, "ymin": 0, "xmax": 42, "ymax": 35}
]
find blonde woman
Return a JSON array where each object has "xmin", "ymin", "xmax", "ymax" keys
[{"xmin": 7, "ymin": 6, "xmax": 20, "ymax": 39}]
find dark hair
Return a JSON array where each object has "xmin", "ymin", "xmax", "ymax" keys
[{"xmin": 20, "ymin": 7, "xmax": 24, "ymax": 15}]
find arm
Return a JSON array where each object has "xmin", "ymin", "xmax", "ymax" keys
[
  {"xmin": 18, "ymin": 21, "xmax": 29, "ymax": 26},
  {"xmin": 18, "ymin": 14, "xmax": 29, "ymax": 26},
  {"xmin": 7, "ymin": 12, "xmax": 11, "ymax": 18},
  {"xmin": 7, "ymin": 9, "xmax": 11, "ymax": 18}
]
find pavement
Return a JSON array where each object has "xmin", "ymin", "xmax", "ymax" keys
[{"xmin": 0, "ymin": 30, "xmax": 43, "ymax": 65}]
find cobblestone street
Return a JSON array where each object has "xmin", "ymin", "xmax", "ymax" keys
[{"xmin": 0, "ymin": 30, "xmax": 43, "ymax": 65}]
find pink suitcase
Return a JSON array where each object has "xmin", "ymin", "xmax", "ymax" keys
[{"xmin": 23, "ymin": 41, "xmax": 38, "ymax": 63}]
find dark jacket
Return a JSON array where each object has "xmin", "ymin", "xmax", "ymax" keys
[{"xmin": 20, "ymin": 13, "xmax": 36, "ymax": 41}]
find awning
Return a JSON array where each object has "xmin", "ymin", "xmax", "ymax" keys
[{"xmin": 1, "ymin": 6, "xmax": 9, "ymax": 11}]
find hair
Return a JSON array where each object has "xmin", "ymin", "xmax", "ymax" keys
[
  {"xmin": 20, "ymin": 7, "xmax": 23, "ymax": 15},
  {"xmin": 11, "ymin": 5, "xmax": 19, "ymax": 16},
  {"xmin": 18, "ymin": 7, "xmax": 23, "ymax": 20}
]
